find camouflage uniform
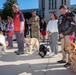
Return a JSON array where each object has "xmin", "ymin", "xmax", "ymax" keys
[{"xmin": 29, "ymin": 16, "xmax": 40, "ymax": 41}]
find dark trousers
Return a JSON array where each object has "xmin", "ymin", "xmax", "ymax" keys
[
  {"xmin": 24, "ymin": 28, "xmax": 32, "ymax": 38},
  {"xmin": 15, "ymin": 32, "xmax": 24, "ymax": 52}
]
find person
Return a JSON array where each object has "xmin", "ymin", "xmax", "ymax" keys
[
  {"xmin": 24, "ymin": 19, "xmax": 32, "ymax": 37},
  {"xmin": 40, "ymin": 19, "xmax": 47, "ymax": 42},
  {"xmin": 29, "ymin": 11, "xmax": 40, "ymax": 41},
  {"xmin": 46, "ymin": 12, "xmax": 58, "ymax": 57},
  {"xmin": 0, "ymin": 17, "xmax": 3, "ymax": 31},
  {"xmin": 7, "ymin": 16, "xmax": 14, "ymax": 48},
  {"xmin": 2, "ymin": 20, "xmax": 6, "ymax": 36},
  {"xmin": 12, "ymin": 4, "xmax": 24, "ymax": 55},
  {"xmin": 57, "ymin": 5, "xmax": 76, "ymax": 67}
]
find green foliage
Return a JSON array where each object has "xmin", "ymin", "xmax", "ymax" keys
[
  {"xmin": 2, "ymin": 0, "xmax": 17, "ymax": 20},
  {"xmin": 0, "ymin": 11, "xmax": 2, "ymax": 17},
  {"xmin": 24, "ymin": 12, "xmax": 32, "ymax": 19},
  {"xmin": 72, "ymin": 9, "xmax": 76, "ymax": 14}
]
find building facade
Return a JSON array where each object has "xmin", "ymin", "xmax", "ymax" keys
[
  {"xmin": 70, "ymin": 4, "xmax": 76, "ymax": 11},
  {"xmin": 39, "ymin": 0, "xmax": 70, "ymax": 21}
]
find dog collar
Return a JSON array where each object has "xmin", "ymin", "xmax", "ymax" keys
[{"xmin": 26, "ymin": 44, "xmax": 31, "ymax": 47}]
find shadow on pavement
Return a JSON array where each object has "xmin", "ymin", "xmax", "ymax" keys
[
  {"xmin": 0, "ymin": 51, "xmax": 43, "ymax": 62},
  {"xmin": 0, "ymin": 63, "xmax": 75, "ymax": 75}
]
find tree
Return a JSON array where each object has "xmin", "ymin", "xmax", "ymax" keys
[
  {"xmin": 2, "ymin": 0, "xmax": 17, "ymax": 20},
  {"xmin": 0, "ymin": 11, "xmax": 2, "ymax": 17},
  {"xmin": 73, "ymin": 8, "xmax": 76, "ymax": 14},
  {"xmin": 24, "ymin": 12, "xmax": 32, "ymax": 19},
  {"xmin": 7, "ymin": 0, "xmax": 17, "ymax": 4}
]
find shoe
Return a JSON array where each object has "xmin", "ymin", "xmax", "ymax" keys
[
  {"xmin": 63, "ymin": 63, "xmax": 71, "ymax": 67},
  {"xmin": 8, "ymin": 46, "xmax": 13, "ymax": 49},
  {"xmin": 16, "ymin": 51, "xmax": 24, "ymax": 55},
  {"xmin": 49, "ymin": 53, "xmax": 54, "ymax": 57},
  {"xmin": 7, "ymin": 46, "xmax": 10, "ymax": 49},
  {"xmin": 42, "ymin": 41, "xmax": 45, "ymax": 42},
  {"xmin": 52, "ymin": 54, "xmax": 58, "ymax": 58},
  {"xmin": 57, "ymin": 60, "xmax": 66, "ymax": 63},
  {"xmin": 14, "ymin": 51, "xmax": 18, "ymax": 53}
]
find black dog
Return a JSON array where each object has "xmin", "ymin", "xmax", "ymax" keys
[{"xmin": 38, "ymin": 44, "xmax": 49, "ymax": 58}]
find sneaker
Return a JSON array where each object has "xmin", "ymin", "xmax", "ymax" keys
[
  {"xmin": 49, "ymin": 53, "xmax": 54, "ymax": 57},
  {"xmin": 7, "ymin": 46, "xmax": 10, "ymax": 49},
  {"xmin": 16, "ymin": 51, "xmax": 24, "ymax": 55},
  {"xmin": 14, "ymin": 51, "xmax": 18, "ymax": 53},
  {"xmin": 52, "ymin": 54, "xmax": 58, "ymax": 58},
  {"xmin": 57, "ymin": 60, "xmax": 66, "ymax": 63},
  {"xmin": 10, "ymin": 46, "xmax": 13, "ymax": 48},
  {"xmin": 63, "ymin": 63, "xmax": 71, "ymax": 67}
]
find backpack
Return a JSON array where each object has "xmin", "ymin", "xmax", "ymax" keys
[{"xmin": 38, "ymin": 44, "xmax": 49, "ymax": 58}]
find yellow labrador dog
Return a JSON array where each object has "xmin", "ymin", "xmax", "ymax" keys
[{"xmin": 24, "ymin": 38, "xmax": 39, "ymax": 54}]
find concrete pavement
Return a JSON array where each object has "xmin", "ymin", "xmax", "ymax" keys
[{"xmin": 0, "ymin": 41, "xmax": 76, "ymax": 75}]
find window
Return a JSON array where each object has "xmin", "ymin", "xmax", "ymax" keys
[
  {"xmin": 42, "ymin": 0, "xmax": 43, "ymax": 9},
  {"xmin": 61, "ymin": 0, "xmax": 64, "ymax": 5},
  {"xmin": 49, "ymin": 0, "xmax": 51, "ymax": 9},
  {"xmin": 42, "ymin": 0, "xmax": 45, "ymax": 10},
  {"xmin": 53, "ymin": 0, "xmax": 55, "ymax": 9},
  {"xmin": 49, "ymin": 0, "xmax": 57, "ymax": 9},
  {"xmin": 55, "ymin": 0, "xmax": 57, "ymax": 9},
  {"xmin": 64, "ymin": 0, "xmax": 66, "ymax": 5},
  {"xmin": 61, "ymin": 0, "xmax": 66, "ymax": 5},
  {"xmin": 52, "ymin": 0, "xmax": 53, "ymax": 9}
]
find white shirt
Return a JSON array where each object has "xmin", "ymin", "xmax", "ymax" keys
[{"xmin": 46, "ymin": 20, "xmax": 58, "ymax": 33}]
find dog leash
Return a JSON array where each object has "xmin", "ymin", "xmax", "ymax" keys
[
  {"xmin": 44, "ymin": 57, "xmax": 50, "ymax": 75},
  {"xmin": 44, "ymin": 35, "xmax": 51, "ymax": 75}
]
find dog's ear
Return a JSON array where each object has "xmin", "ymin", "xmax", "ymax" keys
[
  {"xmin": 0, "ymin": 31, "xmax": 3, "ymax": 35},
  {"xmin": 0, "ymin": 43, "xmax": 3, "ymax": 46}
]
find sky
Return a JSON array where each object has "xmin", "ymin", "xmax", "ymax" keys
[{"xmin": 0, "ymin": 0, "xmax": 76, "ymax": 10}]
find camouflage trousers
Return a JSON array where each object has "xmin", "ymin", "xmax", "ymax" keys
[{"xmin": 32, "ymin": 31, "xmax": 40, "ymax": 41}]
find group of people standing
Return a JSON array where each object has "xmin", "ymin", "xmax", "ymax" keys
[
  {"xmin": 40, "ymin": 5, "xmax": 76, "ymax": 68},
  {"xmin": 0, "ymin": 16, "xmax": 14, "ymax": 48},
  {"xmin": 47, "ymin": 5, "xmax": 76, "ymax": 68},
  {"xmin": 0, "ymin": 4, "xmax": 76, "ymax": 68}
]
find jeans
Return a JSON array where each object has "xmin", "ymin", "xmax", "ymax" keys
[{"xmin": 15, "ymin": 32, "xmax": 24, "ymax": 52}]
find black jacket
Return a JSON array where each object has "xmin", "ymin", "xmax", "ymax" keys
[
  {"xmin": 58, "ymin": 12, "xmax": 75, "ymax": 36},
  {"xmin": 40, "ymin": 22, "xmax": 46, "ymax": 32}
]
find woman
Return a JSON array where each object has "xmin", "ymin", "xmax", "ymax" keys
[
  {"xmin": 46, "ymin": 12, "xmax": 58, "ymax": 57},
  {"xmin": 40, "ymin": 19, "xmax": 47, "ymax": 42},
  {"xmin": 2, "ymin": 20, "xmax": 6, "ymax": 36},
  {"xmin": 7, "ymin": 16, "xmax": 14, "ymax": 48}
]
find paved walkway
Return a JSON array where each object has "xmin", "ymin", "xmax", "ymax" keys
[{"xmin": 0, "ymin": 41, "xmax": 76, "ymax": 75}]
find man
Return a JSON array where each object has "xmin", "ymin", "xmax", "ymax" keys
[
  {"xmin": 24, "ymin": 19, "xmax": 32, "ymax": 37},
  {"xmin": 29, "ymin": 11, "xmax": 40, "ymax": 41},
  {"xmin": 0, "ymin": 17, "xmax": 2, "ymax": 31},
  {"xmin": 12, "ymin": 4, "xmax": 24, "ymax": 55},
  {"xmin": 58, "ymin": 5, "xmax": 75, "ymax": 67}
]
